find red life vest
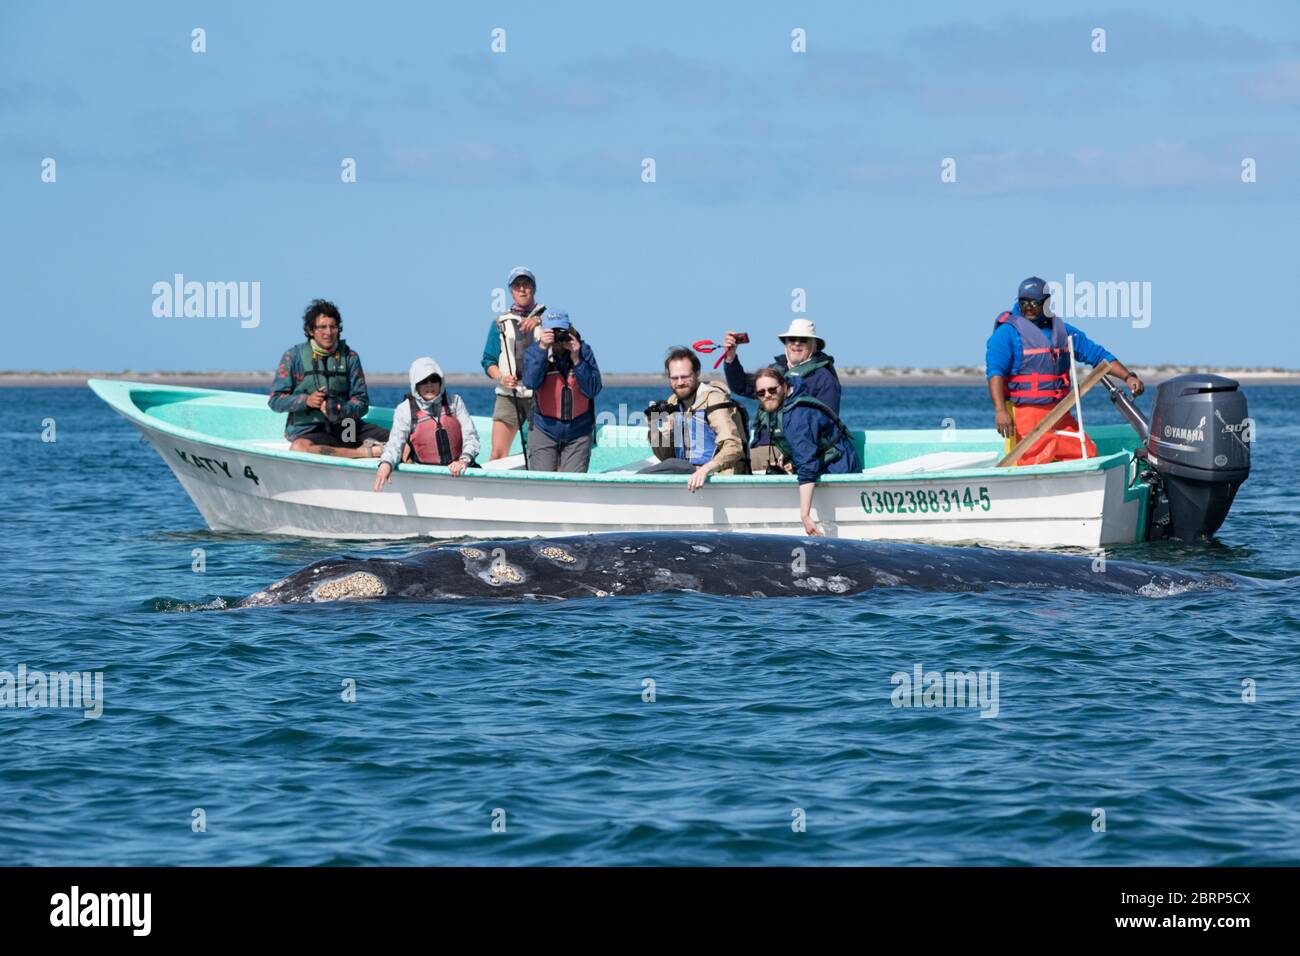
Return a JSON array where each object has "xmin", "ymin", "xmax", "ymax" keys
[
  {"xmin": 995, "ymin": 311, "xmax": 1071, "ymax": 406},
  {"xmin": 535, "ymin": 367, "xmax": 590, "ymax": 421},
  {"xmin": 406, "ymin": 395, "xmax": 463, "ymax": 465}
]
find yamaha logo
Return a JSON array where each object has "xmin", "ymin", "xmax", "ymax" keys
[{"xmin": 1163, "ymin": 416, "xmax": 1207, "ymax": 443}]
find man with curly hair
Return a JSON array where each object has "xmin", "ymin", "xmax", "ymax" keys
[{"xmin": 268, "ymin": 299, "xmax": 389, "ymax": 458}]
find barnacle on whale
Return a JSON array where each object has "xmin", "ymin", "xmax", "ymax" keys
[
  {"xmin": 313, "ymin": 572, "xmax": 386, "ymax": 601},
  {"xmin": 539, "ymin": 546, "xmax": 577, "ymax": 563}
]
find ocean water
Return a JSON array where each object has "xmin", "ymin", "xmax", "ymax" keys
[{"xmin": 2, "ymin": 383, "xmax": 1299, "ymax": 866}]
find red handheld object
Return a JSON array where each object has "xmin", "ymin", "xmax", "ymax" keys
[{"xmin": 693, "ymin": 334, "xmax": 748, "ymax": 369}]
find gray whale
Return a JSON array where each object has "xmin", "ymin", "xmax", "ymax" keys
[{"xmin": 235, "ymin": 532, "xmax": 1237, "ymax": 606}]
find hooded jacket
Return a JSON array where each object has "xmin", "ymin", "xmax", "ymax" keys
[{"xmin": 379, "ymin": 357, "xmax": 480, "ymax": 468}]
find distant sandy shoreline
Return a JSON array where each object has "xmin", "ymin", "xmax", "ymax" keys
[{"xmin": 4, "ymin": 368, "xmax": 1300, "ymax": 387}]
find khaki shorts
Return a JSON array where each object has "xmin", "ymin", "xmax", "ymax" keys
[{"xmin": 493, "ymin": 393, "xmax": 529, "ymax": 430}]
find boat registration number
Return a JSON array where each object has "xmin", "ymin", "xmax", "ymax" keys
[{"xmin": 860, "ymin": 486, "xmax": 991, "ymax": 515}]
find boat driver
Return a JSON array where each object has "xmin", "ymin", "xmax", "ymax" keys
[{"xmin": 986, "ymin": 276, "xmax": 1144, "ymax": 465}]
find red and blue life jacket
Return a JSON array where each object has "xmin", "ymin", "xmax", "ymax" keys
[{"xmin": 995, "ymin": 311, "xmax": 1071, "ymax": 407}]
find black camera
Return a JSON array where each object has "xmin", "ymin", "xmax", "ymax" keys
[
  {"xmin": 553, "ymin": 328, "xmax": 572, "ymax": 345},
  {"xmin": 645, "ymin": 400, "xmax": 674, "ymax": 417}
]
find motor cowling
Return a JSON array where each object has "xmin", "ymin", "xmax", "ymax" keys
[{"xmin": 1143, "ymin": 374, "xmax": 1251, "ymax": 541}]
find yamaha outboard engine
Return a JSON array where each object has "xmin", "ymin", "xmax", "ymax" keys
[{"xmin": 1104, "ymin": 374, "xmax": 1251, "ymax": 541}]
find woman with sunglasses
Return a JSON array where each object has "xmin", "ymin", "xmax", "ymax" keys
[
  {"xmin": 752, "ymin": 367, "xmax": 861, "ymax": 536},
  {"xmin": 721, "ymin": 318, "xmax": 842, "ymax": 474}
]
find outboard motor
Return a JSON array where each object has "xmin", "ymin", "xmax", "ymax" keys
[{"xmin": 1104, "ymin": 374, "xmax": 1251, "ymax": 541}]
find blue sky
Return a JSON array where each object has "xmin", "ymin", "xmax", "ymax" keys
[{"xmin": 3, "ymin": 1, "xmax": 1298, "ymax": 372}]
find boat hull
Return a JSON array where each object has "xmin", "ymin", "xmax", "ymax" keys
[{"xmin": 94, "ymin": 379, "xmax": 1146, "ymax": 549}]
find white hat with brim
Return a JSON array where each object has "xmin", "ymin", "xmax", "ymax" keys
[{"xmin": 777, "ymin": 318, "xmax": 824, "ymax": 353}]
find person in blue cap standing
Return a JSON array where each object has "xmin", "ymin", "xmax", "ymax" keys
[
  {"xmin": 986, "ymin": 276, "xmax": 1144, "ymax": 465},
  {"xmin": 521, "ymin": 310, "xmax": 603, "ymax": 472},
  {"xmin": 482, "ymin": 266, "xmax": 546, "ymax": 461}
]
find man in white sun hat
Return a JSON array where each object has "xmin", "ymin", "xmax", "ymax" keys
[{"xmin": 721, "ymin": 318, "xmax": 843, "ymax": 474}]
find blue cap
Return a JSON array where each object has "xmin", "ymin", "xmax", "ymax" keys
[
  {"xmin": 507, "ymin": 266, "xmax": 536, "ymax": 287},
  {"xmin": 541, "ymin": 310, "xmax": 570, "ymax": 330},
  {"xmin": 1017, "ymin": 276, "xmax": 1049, "ymax": 301}
]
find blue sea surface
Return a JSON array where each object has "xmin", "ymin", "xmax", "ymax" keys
[{"xmin": 2, "ymin": 383, "xmax": 1298, "ymax": 866}]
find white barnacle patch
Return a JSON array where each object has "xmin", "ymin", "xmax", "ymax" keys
[
  {"xmin": 460, "ymin": 547, "xmax": 487, "ymax": 560},
  {"xmin": 486, "ymin": 564, "xmax": 524, "ymax": 586},
  {"xmin": 874, "ymin": 572, "xmax": 905, "ymax": 586},
  {"xmin": 793, "ymin": 576, "xmax": 827, "ymax": 591},
  {"xmin": 622, "ymin": 547, "xmax": 639, "ymax": 554},
  {"xmin": 691, "ymin": 544, "xmax": 713, "ymax": 553},
  {"xmin": 826, "ymin": 576, "xmax": 853, "ymax": 594},
  {"xmin": 539, "ymin": 545, "xmax": 577, "ymax": 563},
  {"xmin": 313, "ymin": 572, "xmax": 386, "ymax": 601},
  {"xmin": 594, "ymin": 589, "xmax": 610, "ymax": 598}
]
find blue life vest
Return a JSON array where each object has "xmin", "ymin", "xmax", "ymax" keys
[
  {"xmin": 673, "ymin": 385, "xmax": 737, "ymax": 466},
  {"xmin": 995, "ymin": 312, "xmax": 1071, "ymax": 407}
]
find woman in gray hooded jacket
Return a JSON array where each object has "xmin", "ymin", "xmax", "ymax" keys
[{"xmin": 373, "ymin": 357, "xmax": 481, "ymax": 490}]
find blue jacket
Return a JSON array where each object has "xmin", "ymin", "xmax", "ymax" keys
[
  {"xmin": 725, "ymin": 350, "xmax": 841, "ymax": 447},
  {"xmin": 985, "ymin": 303, "xmax": 1115, "ymax": 381},
  {"xmin": 522, "ymin": 340, "xmax": 603, "ymax": 442},
  {"xmin": 769, "ymin": 378, "xmax": 861, "ymax": 485}
]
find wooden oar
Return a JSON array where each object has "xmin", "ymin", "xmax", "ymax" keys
[{"xmin": 997, "ymin": 360, "xmax": 1111, "ymax": 467}]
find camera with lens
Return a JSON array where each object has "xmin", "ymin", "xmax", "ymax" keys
[
  {"xmin": 644, "ymin": 400, "xmax": 674, "ymax": 417},
  {"xmin": 552, "ymin": 328, "xmax": 572, "ymax": 345}
]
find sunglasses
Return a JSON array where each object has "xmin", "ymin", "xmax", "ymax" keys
[
  {"xmin": 784, "ymin": 337, "xmax": 811, "ymax": 344},
  {"xmin": 755, "ymin": 386, "xmax": 783, "ymax": 398}
]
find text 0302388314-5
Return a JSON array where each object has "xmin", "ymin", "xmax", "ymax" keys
[{"xmin": 860, "ymin": 486, "xmax": 992, "ymax": 516}]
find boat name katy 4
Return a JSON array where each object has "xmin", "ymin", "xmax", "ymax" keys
[{"xmin": 175, "ymin": 447, "xmax": 261, "ymax": 485}]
